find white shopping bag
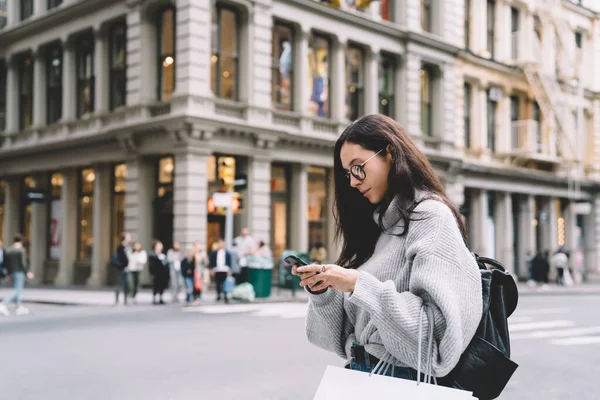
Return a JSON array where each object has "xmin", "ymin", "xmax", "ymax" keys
[{"xmin": 313, "ymin": 366, "xmax": 474, "ymax": 400}]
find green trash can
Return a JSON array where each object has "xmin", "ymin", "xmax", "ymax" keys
[{"xmin": 247, "ymin": 256, "xmax": 274, "ymax": 298}]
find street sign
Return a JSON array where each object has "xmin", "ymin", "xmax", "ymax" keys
[
  {"xmin": 213, "ymin": 192, "xmax": 233, "ymax": 208},
  {"xmin": 571, "ymin": 202, "xmax": 592, "ymax": 215}
]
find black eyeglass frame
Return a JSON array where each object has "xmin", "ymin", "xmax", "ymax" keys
[{"xmin": 344, "ymin": 149, "xmax": 384, "ymax": 182}]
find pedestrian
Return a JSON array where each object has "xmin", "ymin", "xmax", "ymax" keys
[
  {"xmin": 310, "ymin": 242, "xmax": 327, "ymax": 264},
  {"xmin": 254, "ymin": 240, "xmax": 272, "ymax": 258},
  {"xmin": 128, "ymin": 242, "xmax": 147, "ymax": 304},
  {"xmin": 292, "ymin": 114, "xmax": 482, "ymax": 381},
  {"xmin": 531, "ymin": 251, "xmax": 549, "ymax": 286},
  {"xmin": 233, "ymin": 227, "xmax": 256, "ymax": 284},
  {"xmin": 193, "ymin": 240, "xmax": 208, "ymax": 301},
  {"xmin": 113, "ymin": 233, "xmax": 131, "ymax": 306},
  {"xmin": 551, "ymin": 248, "xmax": 569, "ymax": 286},
  {"xmin": 0, "ymin": 239, "xmax": 5, "ymax": 285},
  {"xmin": 167, "ymin": 242, "xmax": 183, "ymax": 303},
  {"xmin": 0, "ymin": 234, "xmax": 35, "ymax": 316},
  {"xmin": 149, "ymin": 240, "xmax": 169, "ymax": 305},
  {"xmin": 181, "ymin": 247, "xmax": 196, "ymax": 306},
  {"xmin": 209, "ymin": 239, "xmax": 233, "ymax": 304}
]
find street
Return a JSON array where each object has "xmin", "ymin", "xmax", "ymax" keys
[{"xmin": 1, "ymin": 294, "xmax": 600, "ymax": 399}]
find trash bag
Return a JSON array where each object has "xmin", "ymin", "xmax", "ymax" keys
[{"xmin": 232, "ymin": 282, "xmax": 256, "ymax": 302}]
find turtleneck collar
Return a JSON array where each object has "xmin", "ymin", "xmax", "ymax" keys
[{"xmin": 373, "ymin": 190, "xmax": 437, "ymax": 234}]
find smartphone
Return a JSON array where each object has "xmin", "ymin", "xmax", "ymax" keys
[
  {"xmin": 284, "ymin": 255, "xmax": 327, "ymax": 294},
  {"xmin": 284, "ymin": 254, "xmax": 308, "ymax": 267}
]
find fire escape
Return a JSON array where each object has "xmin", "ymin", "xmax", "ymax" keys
[{"xmin": 520, "ymin": 0, "xmax": 582, "ymax": 199}]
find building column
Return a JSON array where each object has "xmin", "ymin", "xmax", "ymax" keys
[
  {"xmin": 326, "ymin": 168, "xmax": 339, "ymax": 263},
  {"xmin": 126, "ymin": 7, "xmax": 157, "ymax": 105},
  {"xmin": 245, "ymin": 156, "xmax": 271, "ymax": 246},
  {"xmin": 173, "ymin": 147, "xmax": 209, "ymax": 252},
  {"xmin": 124, "ymin": 157, "xmax": 155, "ymax": 284},
  {"xmin": 173, "ymin": 0, "xmax": 212, "ymax": 100},
  {"xmin": 472, "ymin": 0, "xmax": 487, "ymax": 56},
  {"xmin": 29, "ymin": 173, "xmax": 48, "ymax": 284},
  {"xmin": 364, "ymin": 48, "xmax": 379, "ymax": 115},
  {"xmin": 87, "ymin": 164, "xmax": 111, "ymax": 287},
  {"xmin": 6, "ymin": 0, "xmax": 18, "ymax": 27},
  {"xmin": 517, "ymin": 195, "xmax": 536, "ymax": 280},
  {"xmin": 94, "ymin": 28, "xmax": 109, "ymax": 114},
  {"xmin": 290, "ymin": 164, "xmax": 308, "ymax": 253},
  {"xmin": 477, "ymin": 86, "xmax": 489, "ymax": 154},
  {"xmin": 470, "ymin": 189, "xmax": 490, "ymax": 257},
  {"xmin": 295, "ymin": 30, "xmax": 310, "ymax": 116},
  {"xmin": 246, "ymin": 4, "xmax": 272, "ymax": 110},
  {"xmin": 34, "ymin": 0, "xmax": 46, "ymax": 16},
  {"xmin": 540, "ymin": 197, "xmax": 559, "ymax": 254},
  {"xmin": 55, "ymin": 169, "xmax": 78, "ymax": 286},
  {"xmin": 2, "ymin": 178, "xmax": 22, "ymax": 246},
  {"xmin": 495, "ymin": 192, "xmax": 514, "ymax": 275},
  {"xmin": 585, "ymin": 195, "xmax": 600, "ymax": 278},
  {"xmin": 33, "ymin": 49, "xmax": 47, "ymax": 127},
  {"xmin": 61, "ymin": 39, "xmax": 76, "ymax": 121},
  {"xmin": 6, "ymin": 56, "xmax": 19, "ymax": 133}
]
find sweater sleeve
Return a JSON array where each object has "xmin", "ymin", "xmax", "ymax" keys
[
  {"xmin": 305, "ymin": 290, "xmax": 355, "ymax": 359},
  {"xmin": 347, "ymin": 200, "xmax": 482, "ymax": 377}
]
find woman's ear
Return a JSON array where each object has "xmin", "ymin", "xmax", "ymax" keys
[{"xmin": 386, "ymin": 145, "xmax": 394, "ymax": 163}]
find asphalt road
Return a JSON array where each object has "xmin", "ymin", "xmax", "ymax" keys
[{"xmin": 1, "ymin": 295, "xmax": 599, "ymax": 399}]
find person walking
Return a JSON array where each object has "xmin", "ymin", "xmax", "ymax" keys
[
  {"xmin": 0, "ymin": 240, "xmax": 5, "ymax": 285},
  {"xmin": 193, "ymin": 241, "xmax": 208, "ymax": 302},
  {"xmin": 167, "ymin": 242, "xmax": 183, "ymax": 303},
  {"xmin": 292, "ymin": 114, "xmax": 482, "ymax": 381},
  {"xmin": 233, "ymin": 227, "xmax": 256, "ymax": 284},
  {"xmin": 180, "ymin": 247, "xmax": 196, "ymax": 306},
  {"xmin": 113, "ymin": 233, "xmax": 131, "ymax": 306},
  {"xmin": 128, "ymin": 242, "xmax": 147, "ymax": 303},
  {"xmin": 149, "ymin": 240, "xmax": 169, "ymax": 305},
  {"xmin": 0, "ymin": 234, "xmax": 35, "ymax": 316},
  {"xmin": 209, "ymin": 239, "xmax": 233, "ymax": 304}
]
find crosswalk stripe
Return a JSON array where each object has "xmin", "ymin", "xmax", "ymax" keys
[
  {"xmin": 549, "ymin": 336, "xmax": 600, "ymax": 346},
  {"xmin": 509, "ymin": 320, "xmax": 575, "ymax": 332},
  {"xmin": 508, "ymin": 316, "xmax": 534, "ymax": 323},
  {"xmin": 512, "ymin": 307, "xmax": 570, "ymax": 316},
  {"xmin": 511, "ymin": 326, "xmax": 600, "ymax": 340}
]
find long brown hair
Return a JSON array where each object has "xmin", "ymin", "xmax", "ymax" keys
[{"xmin": 333, "ymin": 114, "xmax": 467, "ymax": 269}]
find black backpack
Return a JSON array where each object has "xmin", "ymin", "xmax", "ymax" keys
[{"xmin": 442, "ymin": 254, "xmax": 519, "ymax": 400}]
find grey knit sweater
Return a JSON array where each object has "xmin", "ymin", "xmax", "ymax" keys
[{"xmin": 305, "ymin": 195, "xmax": 483, "ymax": 377}]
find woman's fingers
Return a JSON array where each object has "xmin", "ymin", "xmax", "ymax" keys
[
  {"xmin": 297, "ymin": 264, "xmax": 323, "ymax": 274},
  {"xmin": 300, "ymin": 272, "xmax": 326, "ymax": 288},
  {"xmin": 310, "ymin": 281, "xmax": 330, "ymax": 292}
]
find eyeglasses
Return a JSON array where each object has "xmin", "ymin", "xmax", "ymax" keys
[{"xmin": 344, "ymin": 149, "xmax": 384, "ymax": 182}]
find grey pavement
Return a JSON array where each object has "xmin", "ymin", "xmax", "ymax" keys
[
  {"xmin": 2, "ymin": 294, "xmax": 600, "ymax": 399},
  {"xmin": 1, "ymin": 281, "xmax": 599, "ymax": 308}
]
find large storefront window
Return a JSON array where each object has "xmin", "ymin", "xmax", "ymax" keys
[
  {"xmin": 420, "ymin": 66, "xmax": 432, "ymax": 136},
  {"xmin": 379, "ymin": 54, "xmax": 395, "ymax": 118},
  {"xmin": 272, "ymin": 23, "xmax": 294, "ymax": 111},
  {"xmin": 49, "ymin": 173, "xmax": 63, "ymax": 260},
  {"xmin": 112, "ymin": 164, "xmax": 126, "ymax": 251},
  {"xmin": 76, "ymin": 33, "xmax": 95, "ymax": 118},
  {"xmin": 19, "ymin": 54, "xmax": 33, "ymax": 130},
  {"xmin": 307, "ymin": 36, "xmax": 330, "ymax": 118},
  {"xmin": 271, "ymin": 165, "xmax": 289, "ymax": 261},
  {"xmin": 0, "ymin": 61, "xmax": 6, "ymax": 131},
  {"xmin": 155, "ymin": 157, "xmax": 174, "ymax": 250},
  {"xmin": 207, "ymin": 155, "xmax": 238, "ymax": 251},
  {"xmin": 211, "ymin": 5, "xmax": 239, "ymax": 100},
  {"xmin": 109, "ymin": 21, "xmax": 127, "ymax": 110},
  {"xmin": 21, "ymin": 176, "xmax": 36, "ymax": 255},
  {"xmin": 308, "ymin": 167, "xmax": 327, "ymax": 249},
  {"xmin": 78, "ymin": 168, "xmax": 95, "ymax": 260},
  {"xmin": 0, "ymin": 179, "xmax": 5, "ymax": 242},
  {"xmin": 345, "ymin": 46, "xmax": 364, "ymax": 121},
  {"xmin": 158, "ymin": 6, "xmax": 176, "ymax": 101},
  {"xmin": 46, "ymin": 44, "xmax": 63, "ymax": 124}
]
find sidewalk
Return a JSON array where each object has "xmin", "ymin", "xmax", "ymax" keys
[
  {"xmin": 2, "ymin": 281, "xmax": 599, "ymax": 307},
  {"xmin": 0, "ymin": 285, "xmax": 309, "ymax": 307}
]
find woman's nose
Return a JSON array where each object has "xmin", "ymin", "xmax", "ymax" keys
[{"xmin": 349, "ymin": 175, "xmax": 361, "ymax": 188}]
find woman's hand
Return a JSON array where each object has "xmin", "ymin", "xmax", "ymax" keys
[{"xmin": 297, "ymin": 264, "xmax": 360, "ymax": 293}]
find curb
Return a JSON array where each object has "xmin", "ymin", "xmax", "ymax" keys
[
  {"xmin": 518, "ymin": 289, "xmax": 600, "ymax": 296},
  {"xmin": 18, "ymin": 297, "xmax": 309, "ymax": 307}
]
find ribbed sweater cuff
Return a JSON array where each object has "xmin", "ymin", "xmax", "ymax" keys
[
  {"xmin": 306, "ymin": 287, "xmax": 338, "ymax": 305},
  {"xmin": 347, "ymin": 271, "xmax": 384, "ymax": 313}
]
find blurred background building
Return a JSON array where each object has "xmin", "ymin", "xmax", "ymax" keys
[{"xmin": 0, "ymin": 0, "xmax": 599, "ymax": 287}]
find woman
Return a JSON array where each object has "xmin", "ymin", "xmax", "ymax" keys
[
  {"xmin": 293, "ymin": 114, "xmax": 482, "ymax": 381},
  {"xmin": 180, "ymin": 247, "xmax": 197, "ymax": 306},
  {"xmin": 128, "ymin": 242, "xmax": 147, "ymax": 303},
  {"xmin": 148, "ymin": 240, "xmax": 169, "ymax": 305}
]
